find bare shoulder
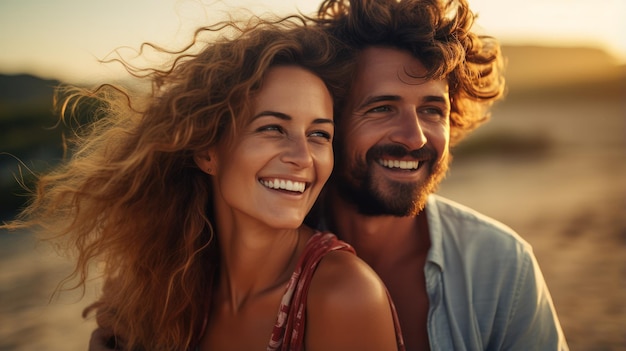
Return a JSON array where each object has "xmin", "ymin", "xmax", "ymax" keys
[
  {"xmin": 309, "ymin": 250, "xmax": 387, "ymax": 303},
  {"xmin": 306, "ymin": 250, "xmax": 398, "ymax": 351}
]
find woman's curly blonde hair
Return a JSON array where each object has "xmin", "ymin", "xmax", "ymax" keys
[{"xmin": 5, "ymin": 15, "xmax": 353, "ymax": 350}]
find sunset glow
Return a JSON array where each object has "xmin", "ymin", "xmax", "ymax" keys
[{"xmin": 0, "ymin": 0, "xmax": 623, "ymax": 83}]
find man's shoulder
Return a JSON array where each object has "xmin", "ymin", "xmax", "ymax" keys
[
  {"xmin": 426, "ymin": 194, "xmax": 533, "ymax": 257},
  {"xmin": 425, "ymin": 196, "xmax": 568, "ymax": 350},
  {"xmin": 426, "ymin": 195, "xmax": 535, "ymax": 303}
]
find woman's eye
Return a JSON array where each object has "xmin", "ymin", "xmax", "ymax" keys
[
  {"xmin": 309, "ymin": 130, "xmax": 333, "ymax": 141},
  {"xmin": 257, "ymin": 124, "xmax": 283, "ymax": 133}
]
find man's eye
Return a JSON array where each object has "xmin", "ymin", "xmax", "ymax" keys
[
  {"xmin": 419, "ymin": 107, "xmax": 447, "ymax": 121},
  {"xmin": 367, "ymin": 105, "xmax": 392, "ymax": 113},
  {"xmin": 422, "ymin": 107, "xmax": 443, "ymax": 115}
]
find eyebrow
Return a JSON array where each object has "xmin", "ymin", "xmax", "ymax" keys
[
  {"xmin": 252, "ymin": 110, "xmax": 334, "ymax": 125},
  {"xmin": 357, "ymin": 94, "xmax": 449, "ymax": 110},
  {"xmin": 357, "ymin": 95, "xmax": 401, "ymax": 110},
  {"xmin": 423, "ymin": 95, "xmax": 449, "ymax": 104}
]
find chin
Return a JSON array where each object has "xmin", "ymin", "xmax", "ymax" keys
[{"xmin": 337, "ymin": 154, "xmax": 450, "ymax": 217}]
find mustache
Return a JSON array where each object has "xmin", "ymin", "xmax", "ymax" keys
[{"xmin": 366, "ymin": 144, "xmax": 437, "ymax": 160}]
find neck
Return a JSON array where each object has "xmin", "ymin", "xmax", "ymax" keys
[
  {"xmin": 215, "ymin": 220, "xmax": 308, "ymax": 313},
  {"xmin": 327, "ymin": 190, "xmax": 430, "ymax": 270}
]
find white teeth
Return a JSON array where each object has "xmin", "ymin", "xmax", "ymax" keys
[
  {"xmin": 379, "ymin": 159, "xmax": 419, "ymax": 170},
  {"xmin": 260, "ymin": 178, "xmax": 306, "ymax": 193}
]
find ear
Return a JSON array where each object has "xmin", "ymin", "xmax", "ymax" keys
[{"xmin": 194, "ymin": 148, "xmax": 217, "ymax": 175}]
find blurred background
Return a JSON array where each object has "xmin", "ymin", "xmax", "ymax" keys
[{"xmin": 1, "ymin": 0, "xmax": 624, "ymax": 350}]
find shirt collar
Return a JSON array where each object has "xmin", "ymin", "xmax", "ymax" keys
[{"xmin": 425, "ymin": 194, "xmax": 445, "ymax": 271}]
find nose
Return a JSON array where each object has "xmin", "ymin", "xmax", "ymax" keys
[
  {"xmin": 388, "ymin": 108, "xmax": 427, "ymax": 150},
  {"xmin": 281, "ymin": 136, "xmax": 314, "ymax": 168}
]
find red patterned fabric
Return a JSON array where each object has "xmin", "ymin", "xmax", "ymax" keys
[{"xmin": 266, "ymin": 231, "xmax": 406, "ymax": 351}]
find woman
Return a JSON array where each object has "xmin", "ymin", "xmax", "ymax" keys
[{"xmin": 6, "ymin": 16, "xmax": 404, "ymax": 351}]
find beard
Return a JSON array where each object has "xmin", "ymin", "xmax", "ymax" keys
[{"xmin": 335, "ymin": 144, "xmax": 450, "ymax": 217}]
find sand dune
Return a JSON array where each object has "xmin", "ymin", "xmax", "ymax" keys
[{"xmin": 502, "ymin": 45, "xmax": 625, "ymax": 91}]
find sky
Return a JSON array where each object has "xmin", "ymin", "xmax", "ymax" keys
[{"xmin": 0, "ymin": 0, "xmax": 624, "ymax": 84}]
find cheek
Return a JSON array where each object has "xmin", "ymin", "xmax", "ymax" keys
[
  {"xmin": 217, "ymin": 143, "xmax": 261, "ymax": 179},
  {"xmin": 316, "ymin": 147, "xmax": 335, "ymax": 183},
  {"xmin": 336, "ymin": 127, "xmax": 373, "ymax": 172},
  {"xmin": 425, "ymin": 124, "xmax": 450, "ymax": 153},
  {"xmin": 341, "ymin": 123, "xmax": 378, "ymax": 156}
]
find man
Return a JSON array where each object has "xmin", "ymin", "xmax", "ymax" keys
[
  {"xmin": 314, "ymin": 0, "xmax": 568, "ymax": 350},
  {"xmin": 91, "ymin": 0, "xmax": 568, "ymax": 349}
]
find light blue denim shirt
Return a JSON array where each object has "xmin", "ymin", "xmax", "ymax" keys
[{"xmin": 424, "ymin": 195, "xmax": 568, "ymax": 350}]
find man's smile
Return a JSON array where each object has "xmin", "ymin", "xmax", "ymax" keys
[{"xmin": 377, "ymin": 159, "xmax": 420, "ymax": 170}]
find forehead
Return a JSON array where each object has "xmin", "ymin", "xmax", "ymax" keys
[
  {"xmin": 254, "ymin": 65, "xmax": 332, "ymax": 110},
  {"xmin": 348, "ymin": 46, "xmax": 449, "ymax": 104},
  {"xmin": 223, "ymin": 65, "xmax": 333, "ymax": 146},
  {"xmin": 356, "ymin": 47, "xmax": 428, "ymax": 82}
]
